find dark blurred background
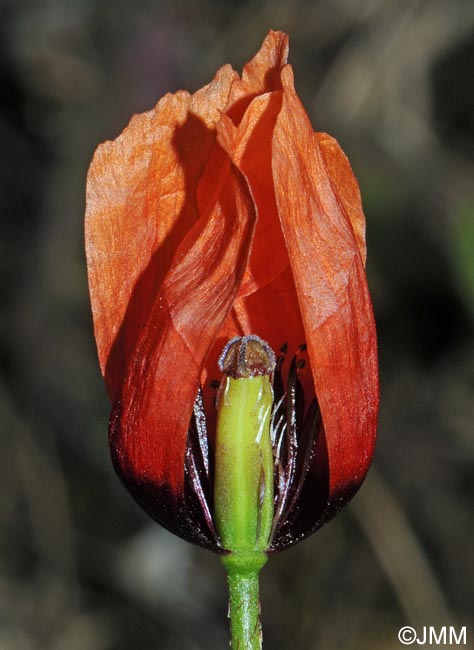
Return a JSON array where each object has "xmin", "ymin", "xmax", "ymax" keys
[{"xmin": 1, "ymin": 1, "xmax": 473, "ymax": 649}]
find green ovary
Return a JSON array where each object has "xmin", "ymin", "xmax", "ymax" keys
[{"xmin": 214, "ymin": 375, "xmax": 274, "ymax": 553}]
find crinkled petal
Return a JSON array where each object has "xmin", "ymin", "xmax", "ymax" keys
[
  {"xmin": 270, "ymin": 66, "xmax": 379, "ymax": 547},
  {"xmin": 317, "ymin": 132, "xmax": 367, "ymax": 265},
  {"xmin": 85, "ymin": 64, "xmax": 238, "ymax": 401},
  {"xmin": 219, "ymin": 92, "xmax": 289, "ymax": 298},
  {"xmin": 110, "ymin": 154, "xmax": 256, "ymax": 548},
  {"xmin": 226, "ymin": 30, "xmax": 288, "ymax": 122},
  {"xmin": 215, "ymin": 87, "xmax": 314, "ymax": 393}
]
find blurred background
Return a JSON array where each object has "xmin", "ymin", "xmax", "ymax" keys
[{"xmin": 1, "ymin": 0, "xmax": 473, "ymax": 648}]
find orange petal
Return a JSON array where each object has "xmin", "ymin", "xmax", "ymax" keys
[
  {"xmin": 85, "ymin": 64, "xmax": 237, "ymax": 401},
  {"xmin": 218, "ymin": 91, "xmax": 289, "ymax": 299},
  {"xmin": 272, "ymin": 66, "xmax": 379, "ymax": 530},
  {"xmin": 226, "ymin": 30, "xmax": 288, "ymax": 123},
  {"xmin": 110, "ymin": 154, "xmax": 256, "ymax": 539},
  {"xmin": 317, "ymin": 132, "xmax": 367, "ymax": 265},
  {"xmin": 216, "ymin": 70, "xmax": 316, "ymax": 415}
]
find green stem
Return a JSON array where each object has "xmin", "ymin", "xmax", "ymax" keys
[{"xmin": 222, "ymin": 553, "xmax": 267, "ymax": 650}]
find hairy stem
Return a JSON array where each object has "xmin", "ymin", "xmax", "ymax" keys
[{"xmin": 222, "ymin": 553, "xmax": 267, "ymax": 650}]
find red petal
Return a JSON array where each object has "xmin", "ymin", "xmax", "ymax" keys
[
  {"xmin": 215, "ymin": 74, "xmax": 317, "ymax": 411},
  {"xmin": 85, "ymin": 64, "xmax": 237, "ymax": 401},
  {"xmin": 199, "ymin": 37, "xmax": 304, "ymax": 418},
  {"xmin": 219, "ymin": 91, "xmax": 288, "ymax": 298},
  {"xmin": 226, "ymin": 30, "xmax": 288, "ymax": 123},
  {"xmin": 110, "ymin": 154, "xmax": 256, "ymax": 542},
  {"xmin": 271, "ymin": 66, "xmax": 379, "ymax": 537},
  {"xmin": 317, "ymin": 132, "xmax": 367, "ymax": 265},
  {"xmin": 86, "ymin": 64, "xmax": 255, "ymax": 547}
]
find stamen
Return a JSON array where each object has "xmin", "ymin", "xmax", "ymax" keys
[
  {"xmin": 185, "ymin": 387, "xmax": 218, "ymax": 543},
  {"xmin": 275, "ymin": 421, "xmax": 287, "ymax": 461},
  {"xmin": 269, "ymin": 342, "xmax": 321, "ymax": 543},
  {"xmin": 271, "ymin": 394, "xmax": 286, "ymax": 446}
]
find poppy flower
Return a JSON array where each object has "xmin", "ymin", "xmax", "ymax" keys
[{"xmin": 85, "ymin": 30, "xmax": 379, "ymax": 555}]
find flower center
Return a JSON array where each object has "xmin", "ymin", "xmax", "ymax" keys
[{"xmin": 184, "ymin": 336, "xmax": 321, "ymax": 550}]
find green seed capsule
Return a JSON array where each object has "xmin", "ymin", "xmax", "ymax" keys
[{"xmin": 214, "ymin": 336, "xmax": 275, "ymax": 553}]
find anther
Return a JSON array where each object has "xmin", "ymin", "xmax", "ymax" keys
[{"xmin": 280, "ymin": 342, "xmax": 288, "ymax": 354}]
